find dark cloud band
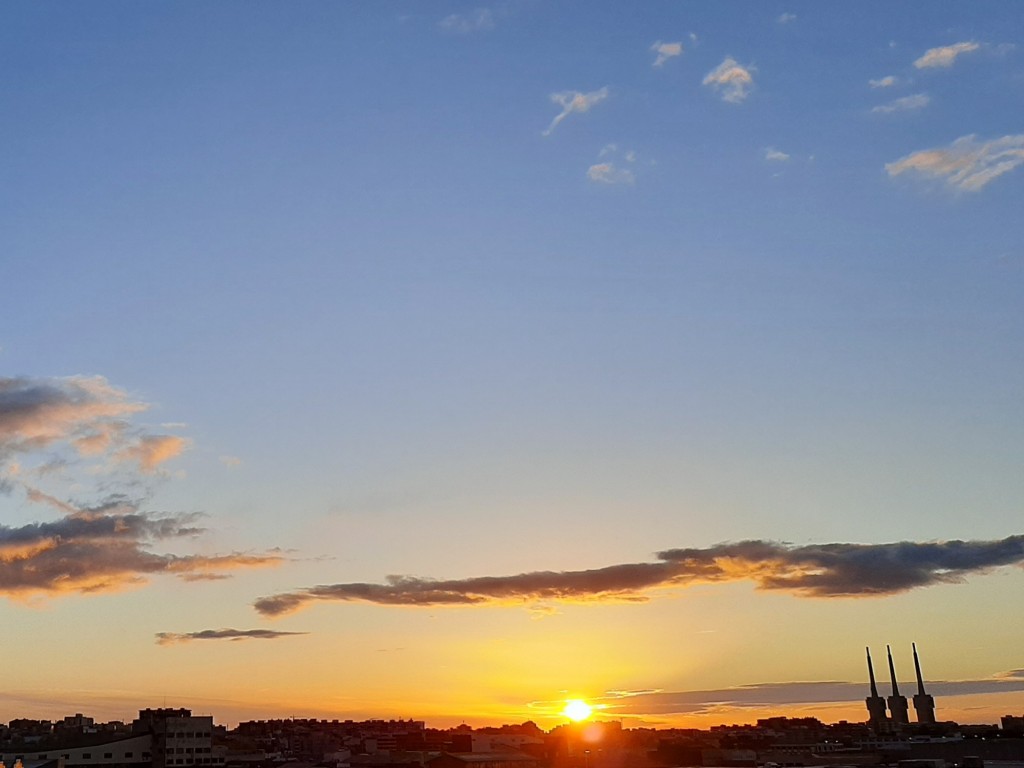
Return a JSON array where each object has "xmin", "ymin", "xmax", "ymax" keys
[{"xmin": 254, "ymin": 536, "xmax": 1024, "ymax": 616}]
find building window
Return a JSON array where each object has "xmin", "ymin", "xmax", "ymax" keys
[
  {"xmin": 105, "ymin": 754, "xmax": 113, "ymax": 759},
  {"xmin": 126, "ymin": 753, "xmax": 134, "ymax": 758},
  {"xmin": 84, "ymin": 754, "xmax": 92, "ymax": 759}
]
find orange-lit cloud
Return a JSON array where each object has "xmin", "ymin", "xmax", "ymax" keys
[
  {"xmin": 0, "ymin": 376, "xmax": 190, "ymax": 473},
  {"xmin": 1, "ymin": 376, "xmax": 144, "ymax": 460},
  {"xmin": 0, "ymin": 495, "xmax": 283, "ymax": 599},
  {"xmin": 254, "ymin": 536, "xmax": 1024, "ymax": 616},
  {"xmin": 155, "ymin": 628, "xmax": 308, "ymax": 645},
  {"xmin": 116, "ymin": 434, "xmax": 190, "ymax": 472}
]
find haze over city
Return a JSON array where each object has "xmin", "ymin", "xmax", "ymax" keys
[{"xmin": 2, "ymin": 1, "xmax": 1023, "ymax": 731}]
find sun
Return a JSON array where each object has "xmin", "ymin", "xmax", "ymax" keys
[{"xmin": 562, "ymin": 699, "xmax": 593, "ymax": 722}]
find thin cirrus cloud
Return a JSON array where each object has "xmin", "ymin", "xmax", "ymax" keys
[
  {"xmin": 650, "ymin": 40, "xmax": 683, "ymax": 67},
  {"xmin": 886, "ymin": 134, "xmax": 1024, "ymax": 192},
  {"xmin": 0, "ymin": 492, "xmax": 284, "ymax": 599},
  {"xmin": 253, "ymin": 536, "xmax": 1024, "ymax": 616},
  {"xmin": 702, "ymin": 57, "xmax": 755, "ymax": 103},
  {"xmin": 438, "ymin": 8, "xmax": 495, "ymax": 34},
  {"xmin": 764, "ymin": 147, "xmax": 790, "ymax": 162},
  {"xmin": 914, "ymin": 41, "xmax": 980, "ymax": 69},
  {"xmin": 542, "ymin": 87, "xmax": 609, "ymax": 136},
  {"xmin": 872, "ymin": 93, "xmax": 930, "ymax": 114},
  {"xmin": 156, "ymin": 628, "xmax": 308, "ymax": 646}
]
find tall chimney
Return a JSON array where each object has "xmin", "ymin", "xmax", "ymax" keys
[
  {"xmin": 887, "ymin": 645, "xmax": 910, "ymax": 726},
  {"xmin": 865, "ymin": 647, "xmax": 889, "ymax": 730},
  {"xmin": 912, "ymin": 643, "xmax": 937, "ymax": 724}
]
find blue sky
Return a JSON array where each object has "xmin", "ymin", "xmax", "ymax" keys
[{"xmin": 1, "ymin": 1, "xmax": 1023, "ymax": 727}]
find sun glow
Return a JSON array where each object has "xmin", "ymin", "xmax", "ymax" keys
[{"xmin": 562, "ymin": 699, "xmax": 593, "ymax": 722}]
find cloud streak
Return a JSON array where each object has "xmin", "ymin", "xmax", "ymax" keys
[
  {"xmin": 156, "ymin": 628, "xmax": 308, "ymax": 645},
  {"xmin": 542, "ymin": 87, "xmax": 609, "ymax": 136},
  {"xmin": 254, "ymin": 535, "xmax": 1024, "ymax": 616},
  {"xmin": 702, "ymin": 57, "xmax": 755, "ymax": 103},
  {"xmin": 872, "ymin": 93, "xmax": 930, "ymax": 114},
  {"xmin": 886, "ymin": 134, "xmax": 1024, "ymax": 191}
]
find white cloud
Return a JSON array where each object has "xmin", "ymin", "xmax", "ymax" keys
[
  {"xmin": 872, "ymin": 93, "xmax": 931, "ymax": 114},
  {"xmin": 438, "ymin": 8, "xmax": 495, "ymax": 34},
  {"xmin": 542, "ymin": 87, "xmax": 609, "ymax": 136},
  {"xmin": 914, "ymin": 41, "xmax": 980, "ymax": 69},
  {"xmin": 764, "ymin": 148, "xmax": 790, "ymax": 162},
  {"xmin": 587, "ymin": 163, "xmax": 635, "ymax": 185},
  {"xmin": 219, "ymin": 455, "xmax": 243, "ymax": 468},
  {"xmin": 869, "ymin": 75, "xmax": 897, "ymax": 88},
  {"xmin": 650, "ymin": 40, "xmax": 683, "ymax": 67},
  {"xmin": 886, "ymin": 134, "xmax": 1024, "ymax": 192},
  {"xmin": 703, "ymin": 57, "xmax": 755, "ymax": 103},
  {"xmin": 777, "ymin": 13, "xmax": 796, "ymax": 24}
]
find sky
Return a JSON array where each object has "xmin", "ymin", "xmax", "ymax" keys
[{"xmin": 2, "ymin": 0, "xmax": 1023, "ymax": 730}]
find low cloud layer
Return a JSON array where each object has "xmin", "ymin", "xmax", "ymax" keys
[
  {"xmin": 703, "ymin": 57, "xmax": 755, "ymax": 103},
  {"xmin": 254, "ymin": 536, "xmax": 1024, "ymax": 616},
  {"xmin": 156, "ymin": 628, "xmax": 308, "ymax": 645},
  {"xmin": 532, "ymin": 673, "xmax": 1024, "ymax": 718},
  {"xmin": 542, "ymin": 87, "xmax": 609, "ymax": 136},
  {"xmin": 886, "ymin": 134, "xmax": 1024, "ymax": 192},
  {"xmin": 0, "ymin": 495, "xmax": 283, "ymax": 598},
  {"xmin": 914, "ymin": 41, "xmax": 980, "ymax": 69}
]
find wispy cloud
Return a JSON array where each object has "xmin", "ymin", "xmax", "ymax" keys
[
  {"xmin": 0, "ymin": 493, "xmax": 284, "ymax": 599},
  {"xmin": 219, "ymin": 455, "xmax": 243, "ymax": 468},
  {"xmin": 764, "ymin": 148, "xmax": 790, "ymax": 162},
  {"xmin": 438, "ymin": 8, "xmax": 495, "ymax": 34},
  {"xmin": 872, "ymin": 93, "xmax": 930, "ymax": 114},
  {"xmin": 777, "ymin": 13, "xmax": 796, "ymax": 24},
  {"xmin": 253, "ymin": 535, "xmax": 1024, "ymax": 616},
  {"xmin": 156, "ymin": 628, "xmax": 308, "ymax": 646},
  {"xmin": 587, "ymin": 163, "xmax": 635, "ymax": 185},
  {"xmin": 588, "ymin": 144, "xmax": 638, "ymax": 185},
  {"xmin": 886, "ymin": 134, "xmax": 1024, "ymax": 192},
  {"xmin": 914, "ymin": 41, "xmax": 980, "ymax": 69},
  {"xmin": 650, "ymin": 40, "xmax": 682, "ymax": 68},
  {"xmin": 869, "ymin": 75, "xmax": 897, "ymax": 88},
  {"xmin": 703, "ymin": 57, "xmax": 755, "ymax": 103},
  {"xmin": 542, "ymin": 87, "xmax": 609, "ymax": 136}
]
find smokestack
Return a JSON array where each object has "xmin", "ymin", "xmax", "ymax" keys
[
  {"xmin": 865, "ymin": 647, "xmax": 888, "ymax": 731},
  {"xmin": 886, "ymin": 645, "xmax": 910, "ymax": 726},
  {"xmin": 912, "ymin": 643, "xmax": 937, "ymax": 724}
]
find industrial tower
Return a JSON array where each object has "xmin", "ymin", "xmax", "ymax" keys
[
  {"xmin": 912, "ymin": 642, "xmax": 937, "ymax": 724},
  {"xmin": 865, "ymin": 647, "xmax": 889, "ymax": 730},
  {"xmin": 887, "ymin": 645, "xmax": 910, "ymax": 725}
]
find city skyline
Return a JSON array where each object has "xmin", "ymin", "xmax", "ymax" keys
[{"xmin": 2, "ymin": 1, "xmax": 1023, "ymax": 730}]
